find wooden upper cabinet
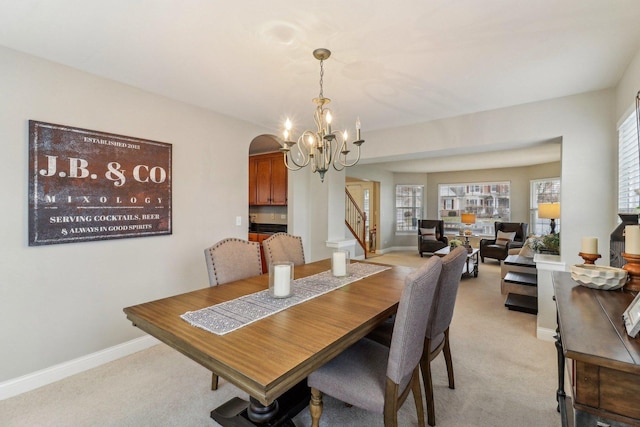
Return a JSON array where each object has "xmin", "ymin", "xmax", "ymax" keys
[{"xmin": 249, "ymin": 152, "xmax": 287, "ymax": 206}]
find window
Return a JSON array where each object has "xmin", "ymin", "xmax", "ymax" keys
[
  {"xmin": 438, "ymin": 182, "xmax": 510, "ymax": 235},
  {"xmin": 395, "ymin": 185, "xmax": 423, "ymax": 232},
  {"xmin": 618, "ymin": 108, "xmax": 639, "ymax": 213},
  {"xmin": 530, "ymin": 178, "xmax": 561, "ymax": 235}
]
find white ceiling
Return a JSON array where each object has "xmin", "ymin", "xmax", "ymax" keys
[{"xmin": 1, "ymin": 0, "xmax": 639, "ymax": 171}]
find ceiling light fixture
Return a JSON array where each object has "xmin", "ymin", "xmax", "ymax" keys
[{"xmin": 280, "ymin": 48, "xmax": 364, "ymax": 182}]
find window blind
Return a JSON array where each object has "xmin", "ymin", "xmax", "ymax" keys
[{"xmin": 618, "ymin": 109, "xmax": 639, "ymax": 213}]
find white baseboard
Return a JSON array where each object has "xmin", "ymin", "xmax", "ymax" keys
[{"xmin": 0, "ymin": 335, "xmax": 159, "ymax": 401}]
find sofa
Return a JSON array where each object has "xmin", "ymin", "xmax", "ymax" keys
[
  {"xmin": 418, "ymin": 219, "xmax": 448, "ymax": 256},
  {"xmin": 479, "ymin": 222, "xmax": 528, "ymax": 263}
]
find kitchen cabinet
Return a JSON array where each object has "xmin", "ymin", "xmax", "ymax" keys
[{"xmin": 249, "ymin": 152, "xmax": 287, "ymax": 206}]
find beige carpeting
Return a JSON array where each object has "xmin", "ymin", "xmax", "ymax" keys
[{"xmin": 0, "ymin": 251, "xmax": 560, "ymax": 427}]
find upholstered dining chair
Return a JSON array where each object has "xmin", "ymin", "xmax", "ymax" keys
[
  {"xmin": 262, "ymin": 232, "xmax": 305, "ymax": 271},
  {"xmin": 367, "ymin": 246, "xmax": 467, "ymax": 426},
  {"xmin": 307, "ymin": 255, "xmax": 443, "ymax": 427},
  {"xmin": 204, "ymin": 237, "xmax": 263, "ymax": 286},
  {"xmin": 203, "ymin": 237, "xmax": 262, "ymax": 389}
]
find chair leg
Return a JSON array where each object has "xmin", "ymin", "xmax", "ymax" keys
[
  {"xmin": 443, "ymin": 329, "xmax": 455, "ymax": 390},
  {"xmin": 309, "ymin": 387, "xmax": 323, "ymax": 427},
  {"xmin": 411, "ymin": 368, "xmax": 426, "ymax": 427},
  {"xmin": 420, "ymin": 352, "xmax": 436, "ymax": 426},
  {"xmin": 211, "ymin": 372, "xmax": 219, "ymax": 390}
]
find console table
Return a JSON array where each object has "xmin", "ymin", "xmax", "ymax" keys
[{"xmin": 553, "ymin": 272, "xmax": 640, "ymax": 427}]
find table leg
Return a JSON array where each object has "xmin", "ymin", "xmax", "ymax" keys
[{"xmin": 210, "ymin": 380, "xmax": 309, "ymax": 426}]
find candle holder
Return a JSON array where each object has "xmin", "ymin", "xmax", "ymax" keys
[
  {"xmin": 269, "ymin": 262, "xmax": 294, "ymax": 298},
  {"xmin": 331, "ymin": 250, "xmax": 350, "ymax": 277},
  {"xmin": 622, "ymin": 253, "xmax": 640, "ymax": 292},
  {"xmin": 578, "ymin": 252, "xmax": 601, "ymax": 265}
]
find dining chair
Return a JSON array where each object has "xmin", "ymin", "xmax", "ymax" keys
[
  {"xmin": 204, "ymin": 237, "xmax": 263, "ymax": 286},
  {"xmin": 203, "ymin": 237, "xmax": 262, "ymax": 389},
  {"xmin": 307, "ymin": 255, "xmax": 443, "ymax": 427},
  {"xmin": 262, "ymin": 232, "xmax": 305, "ymax": 271},
  {"xmin": 367, "ymin": 246, "xmax": 467, "ymax": 426}
]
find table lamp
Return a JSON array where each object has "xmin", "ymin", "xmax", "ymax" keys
[
  {"xmin": 538, "ymin": 203, "xmax": 560, "ymax": 234},
  {"xmin": 460, "ymin": 212, "xmax": 476, "ymax": 250}
]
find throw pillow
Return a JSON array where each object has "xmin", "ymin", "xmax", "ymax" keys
[
  {"xmin": 518, "ymin": 239, "xmax": 536, "ymax": 258},
  {"xmin": 420, "ymin": 227, "xmax": 437, "ymax": 241},
  {"xmin": 495, "ymin": 231, "xmax": 516, "ymax": 247}
]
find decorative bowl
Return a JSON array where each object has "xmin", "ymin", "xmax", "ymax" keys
[{"xmin": 570, "ymin": 264, "xmax": 627, "ymax": 290}]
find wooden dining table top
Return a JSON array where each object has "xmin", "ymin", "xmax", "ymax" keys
[{"xmin": 123, "ymin": 259, "xmax": 412, "ymax": 406}]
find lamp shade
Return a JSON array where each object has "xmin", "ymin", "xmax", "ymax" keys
[
  {"xmin": 538, "ymin": 203, "xmax": 560, "ymax": 219},
  {"xmin": 461, "ymin": 213, "xmax": 476, "ymax": 224}
]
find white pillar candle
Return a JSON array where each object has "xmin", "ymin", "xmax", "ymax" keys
[
  {"xmin": 273, "ymin": 264, "xmax": 291, "ymax": 297},
  {"xmin": 626, "ymin": 225, "xmax": 640, "ymax": 255},
  {"xmin": 332, "ymin": 251, "xmax": 347, "ymax": 276},
  {"xmin": 581, "ymin": 237, "xmax": 598, "ymax": 254}
]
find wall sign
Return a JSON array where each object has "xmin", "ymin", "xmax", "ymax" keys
[{"xmin": 28, "ymin": 120, "xmax": 172, "ymax": 246}]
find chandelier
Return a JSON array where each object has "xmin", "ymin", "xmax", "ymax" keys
[{"xmin": 280, "ymin": 48, "xmax": 364, "ymax": 182}]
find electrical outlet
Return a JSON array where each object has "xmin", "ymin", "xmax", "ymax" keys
[
  {"xmin": 280, "ymin": 214, "xmax": 286, "ymax": 219},
  {"xmin": 271, "ymin": 213, "xmax": 275, "ymax": 219},
  {"xmin": 235, "ymin": 216, "xmax": 242, "ymax": 226}
]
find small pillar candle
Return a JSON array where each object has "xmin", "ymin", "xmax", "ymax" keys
[
  {"xmin": 626, "ymin": 225, "xmax": 640, "ymax": 255},
  {"xmin": 269, "ymin": 262, "xmax": 293, "ymax": 298},
  {"xmin": 332, "ymin": 250, "xmax": 349, "ymax": 277},
  {"xmin": 581, "ymin": 237, "xmax": 598, "ymax": 254}
]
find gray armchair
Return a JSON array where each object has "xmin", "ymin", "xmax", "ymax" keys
[
  {"xmin": 418, "ymin": 220, "xmax": 448, "ymax": 257},
  {"xmin": 479, "ymin": 222, "xmax": 528, "ymax": 263}
]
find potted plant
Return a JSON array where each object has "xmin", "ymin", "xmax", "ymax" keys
[{"xmin": 526, "ymin": 233, "xmax": 560, "ymax": 255}]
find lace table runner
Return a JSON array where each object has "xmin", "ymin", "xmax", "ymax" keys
[{"xmin": 181, "ymin": 262, "xmax": 390, "ymax": 336}]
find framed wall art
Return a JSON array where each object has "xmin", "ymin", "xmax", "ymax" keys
[{"xmin": 28, "ymin": 120, "xmax": 172, "ymax": 246}]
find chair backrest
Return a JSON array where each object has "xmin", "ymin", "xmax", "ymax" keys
[
  {"xmin": 204, "ymin": 238, "xmax": 262, "ymax": 286},
  {"xmin": 425, "ymin": 246, "xmax": 467, "ymax": 340},
  {"xmin": 494, "ymin": 222, "xmax": 528, "ymax": 243},
  {"xmin": 387, "ymin": 256, "xmax": 442, "ymax": 387},
  {"xmin": 418, "ymin": 219, "xmax": 445, "ymax": 240},
  {"xmin": 262, "ymin": 232, "xmax": 305, "ymax": 271}
]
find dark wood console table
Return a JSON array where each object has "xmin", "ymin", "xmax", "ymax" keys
[{"xmin": 553, "ymin": 272, "xmax": 640, "ymax": 427}]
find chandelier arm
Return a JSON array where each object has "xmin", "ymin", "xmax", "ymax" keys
[
  {"xmin": 286, "ymin": 134, "xmax": 313, "ymax": 169},
  {"xmin": 283, "ymin": 152, "xmax": 305, "ymax": 171},
  {"xmin": 334, "ymin": 143, "xmax": 362, "ymax": 170}
]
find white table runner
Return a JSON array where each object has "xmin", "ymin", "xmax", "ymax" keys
[{"xmin": 181, "ymin": 263, "xmax": 390, "ymax": 335}]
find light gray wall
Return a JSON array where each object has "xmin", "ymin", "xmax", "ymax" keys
[
  {"xmin": 0, "ymin": 46, "xmax": 269, "ymax": 382},
  {"xmin": 2, "ymin": 42, "xmax": 639, "ymax": 389}
]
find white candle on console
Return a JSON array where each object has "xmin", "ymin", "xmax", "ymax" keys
[
  {"xmin": 273, "ymin": 264, "xmax": 291, "ymax": 297},
  {"xmin": 581, "ymin": 237, "xmax": 598, "ymax": 254},
  {"xmin": 332, "ymin": 251, "xmax": 346, "ymax": 276},
  {"xmin": 626, "ymin": 225, "xmax": 640, "ymax": 255}
]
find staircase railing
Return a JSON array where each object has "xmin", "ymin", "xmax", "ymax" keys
[{"xmin": 345, "ymin": 188, "xmax": 368, "ymax": 257}]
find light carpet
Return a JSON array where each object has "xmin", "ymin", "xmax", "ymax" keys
[{"xmin": 0, "ymin": 251, "xmax": 560, "ymax": 426}]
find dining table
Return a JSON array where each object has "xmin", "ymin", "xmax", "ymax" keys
[{"xmin": 123, "ymin": 258, "xmax": 412, "ymax": 426}]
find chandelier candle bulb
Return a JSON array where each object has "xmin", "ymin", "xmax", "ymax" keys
[
  {"xmin": 356, "ymin": 117, "xmax": 361, "ymax": 140},
  {"xmin": 332, "ymin": 250, "xmax": 350, "ymax": 277},
  {"xmin": 581, "ymin": 237, "xmax": 598, "ymax": 254},
  {"xmin": 626, "ymin": 225, "xmax": 640, "ymax": 255}
]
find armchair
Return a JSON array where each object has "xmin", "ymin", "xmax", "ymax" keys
[
  {"xmin": 479, "ymin": 222, "xmax": 528, "ymax": 263},
  {"xmin": 418, "ymin": 220, "xmax": 448, "ymax": 257}
]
